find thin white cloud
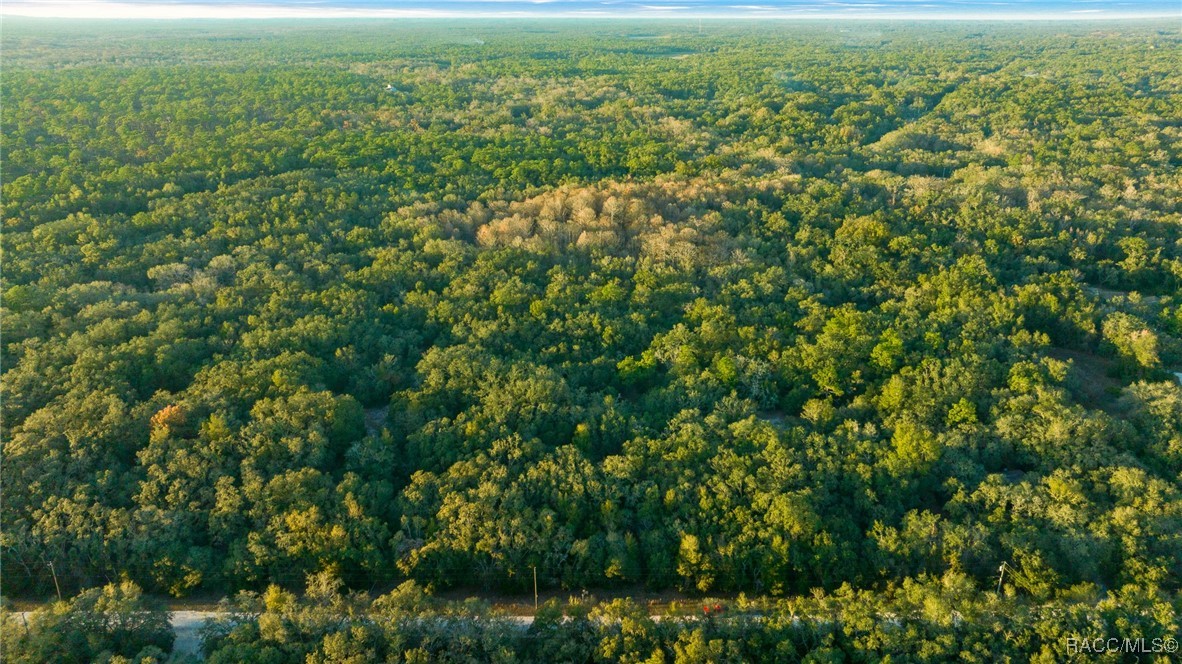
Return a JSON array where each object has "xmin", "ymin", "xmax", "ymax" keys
[{"xmin": 2, "ymin": 1, "xmax": 453, "ymax": 17}]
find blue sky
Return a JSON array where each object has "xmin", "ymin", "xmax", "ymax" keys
[{"xmin": 4, "ymin": 0, "xmax": 1179, "ymax": 19}]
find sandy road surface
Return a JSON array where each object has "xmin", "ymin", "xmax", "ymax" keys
[{"xmin": 171, "ymin": 611, "xmax": 217, "ymax": 658}]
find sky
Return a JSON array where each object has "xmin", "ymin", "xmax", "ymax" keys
[{"xmin": 3, "ymin": 0, "xmax": 1179, "ymax": 19}]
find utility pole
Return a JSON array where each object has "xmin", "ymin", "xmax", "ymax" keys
[
  {"xmin": 48, "ymin": 561, "xmax": 62, "ymax": 602},
  {"xmin": 996, "ymin": 562, "xmax": 1007, "ymax": 594},
  {"xmin": 532, "ymin": 565, "xmax": 538, "ymax": 611}
]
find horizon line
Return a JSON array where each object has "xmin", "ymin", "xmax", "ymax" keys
[{"xmin": 3, "ymin": 2, "xmax": 1179, "ymax": 21}]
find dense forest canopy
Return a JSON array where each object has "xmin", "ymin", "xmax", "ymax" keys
[{"xmin": 2, "ymin": 19, "xmax": 1180, "ymax": 630}]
